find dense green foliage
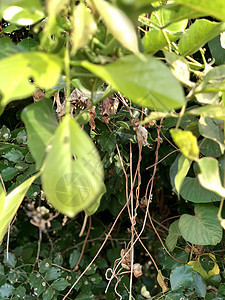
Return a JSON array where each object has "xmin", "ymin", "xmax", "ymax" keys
[{"xmin": 1, "ymin": 0, "xmax": 225, "ymax": 299}]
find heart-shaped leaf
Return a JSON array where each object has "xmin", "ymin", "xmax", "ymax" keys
[
  {"xmin": 41, "ymin": 115, "xmax": 106, "ymax": 217},
  {"xmin": 178, "ymin": 204, "xmax": 222, "ymax": 245}
]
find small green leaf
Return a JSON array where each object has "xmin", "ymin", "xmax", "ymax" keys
[
  {"xmin": 174, "ymin": 154, "xmax": 192, "ymax": 195},
  {"xmin": 170, "ymin": 129, "xmax": 199, "ymax": 161},
  {"xmin": 29, "ymin": 272, "xmax": 46, "ymax": 296},
  {"xmin": 170, "ymin": 265, "xmax": 193, "ymax": 290},
  {"xmin": 178, "ymin": 204, "xmax": 222, "ymax": 245},
  {"xmin": 209, "ymin": 35, "xmax": 225, "ymax": 65},
  {"xmin": 0, "ymin": 174, "xmax": 38, "ymax": 242},
  {"xmin": 3, "ymin": 252, "xmax": 16, "ymax": 268},
  {"xmin": 92, "ymin": 0, "xmax": 139, "ymax": 54},
  {"xmin": 0, "ymin": 283, "xmax": 15, "ymax": 298},
  {"xmin": 21, "ymin": 99, "xmax": 58, "ymax": 169},
  {"xmin": 72, "ymin": 3, "xmax": 97, "ymax": 54},
  {"xmin": 2, "ymin": 149, "xmax": 24, "ymax": 162},
  {"xmin": 1, "ymin": 167, "xmax": 20, "ymax": 182},
  {"xmin": 82, "ymin": 54, "xmax": 185, "ymax": 110},
  {"xmin": 0, "ymin": 52, "xmax": 62, "ymax": 114},
  {"xmin": 45, "ymin": 267, "xmax": 62, "ymax": 281},
  {"xmin": 41, "ymin": 115, "xmax": 106, "ymax": 218},
  {"xmin": 51, "ymin": 278, "xmax": 69, "ymax": 291},
  {"xmin": 187, "ymin": 105, "xmax": 225, "ymax": 119},
  {"xmin": 69, "ymin": 249, "xmax": 80, "ymax": 269},
  {"xmin": 166, "ymin": 220, "xmax": 181, "ymax": 252},
  {"xmin": 191, "ymin": 272, "xmax": 207, "ymax": 298},
  {"xmin": 199, "ymin": 117, "xmax": 225, "ymax": 153},
  {"xmin": 1, "ymin": 0, "xmax": 45, "ymax": 25},
  {"xmin": 98, "ymin": 131, "xmax": 117, "ymax": 153},
  {"xmin": 178, "ymin": 19, "xmax": 225, "ymax": 56}
]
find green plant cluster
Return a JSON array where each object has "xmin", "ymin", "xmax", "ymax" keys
[{"xmin": 1, "ymin": 0, "xmax": 225, "ymax": 299}]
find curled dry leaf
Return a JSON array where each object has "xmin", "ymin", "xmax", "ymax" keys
[
  {"xmin": 33, "ymin": 88, "xmax": 45, "ymax": 102},
  {"xmin": 121, "ymin": 248, "xmax": 131, "ymax": 270},
  {"xmin": 185, "ymin": 244, "xmax": 204, "ymax": 256},
  {"xmin": 99, "ymin": 97, "xmax": 119, "ymax": 123},
  {"xmin": 133, "ymin": 118, "xmax": 149, "ymax": 146},
  {"xmin": 133, "ymin": 263, "xmax": 143, "ymax": 278}
]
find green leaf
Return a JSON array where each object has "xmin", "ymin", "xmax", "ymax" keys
[
  {"xmin": 41, "ymin": 115, "xmax": 106, "ymax": 218},
  {"xmin": 42, "ymin": 287, "xmax": 55, "ymax": 300},
  {"xmin": 170, "ymin": 265, "xmax": 193, "ymax": 290},
  {"xmin": 195, "ymin": 65, "xmax": 225, "ymax": 93},
  {"xmin": 191, "ymin": 272, "xmax": 207, "ymax": 298},
  {"xmin": 178, "ymin": 19, "xmax": 225, "ymax": 56},
  {"xmin": 29, "ymin": 272, "xmax": 46, "ymax": 296},
  {"xmin": 0, "ymin": 283, "xmax": 15, "ymax": 298},
  {"xmin": 198, "ymin": 117, "xmax": 225, "ymax": 153},
  {"xmin": 180, "ymin": 177, "xmax": 220, "ymax": 203},
  {"xmin": 51, "ymin": 278, "xmax": 69, "ymax": 291},
  {"xmin": 72, "ymin": 3, "xmax": 97, "ymax": 54},
  {"xmin": 209, "ymin": 35, "xmax": 225, "ymax": 65},
  {"xmin": 21, "ymin": 99, "xmax": 58, "ymax": 169},
  {"xmin": 174, "ymin": 154, "xmax": 192, "ymax": 195},
  {"xmin": 45, "ymin": 267, "xmax": 62, "ymax": 281},
  {"xmin": 75, "ymin": 292, "xmax": 95, "ymax": 300},
  {"xmin": 3, "ymin": 252, "xmax": 16, "ymax": 268},
  {"xmin": 0, "ymin": 37, "xmax": 25, "ymax": 59},
  {"xmin": 0, "ymin": 174, "xmax": 38, "ymax": 242},
  {"xmin": 82, "ymin": 54, "xmax": 185, "ymax": 110},
  {"xmin": 18, "ymin": 37, "xmax": 38, "ymax": 51},
  {"xmin": 69, "ymin": 249, "xmax": 80, "ymax": 269},
  {"xmin": 170, "ymin": 129, "xmax": 199, "ymax": 161},
  {"xmin": 0, "ymin": 52, "xmax": 62, "ymax": 114},
  {"xmin": 1, "ymin": 167, "xmax": 20, "ymax": 182},
  {"xmin": 0, "ymin": 0, "xmax": 45, "ymax": 25},
  {"xmin": 92, "ymin": 0, "xmax": 139, "ymax": 54},
  {"xmin": 200, "ymin": 139, "xmax": 222, "ymax": 158},
  {"xmin": 46, "ymin": 0, "xmax": 69, "ymax": 34},
  {"xmin": 166, "ymin": 220, "xmax": 181, "ymax": 251},
  {"xmin": 178, "ymin": 204, "xmax": 222, "ymax": 245},
  {"xmin": 198, "ymin": 157, "xmax": 225, "ymax": 197},
  {"xmin": 172, "ymin": 0, "xmax": 225, "ymax": 21},
  {"xmin": 98, "ymin": 131, "xmax": 117, "ymax": 153},
  {"xmin": 0, "ymin": 24, "xmax": 20, "ymax": 34},
  {"xmin": 187, "ymin": 105, "xmax": 225, "ymax": 119},
  {"xmin": 2, "ymin": 148, "xmax": 24, "ymax": 162}
]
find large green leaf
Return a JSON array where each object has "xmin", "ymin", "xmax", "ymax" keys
[
  {"xmin": 198, "ymin": 157, "xmax": 225, "ymax": 197},
  {"xmin": 178, "ymin": 20, "xmax": 225, "ymax": 56},
  {"xmin": 180, "ymin": 177, "xmax": 220, "ymax": 203},
  {"xmin": 170, "ymin": 129, "xmax": 199, "ymax": 161},
  {"xmin": 0, "ymin": 174, "xmax": 38, "ymax": 243},
  {"xmin": 178, "ymin": 204, "xmax": 222, "ymax": 245},
  {"xmin": 209, "ymin": 35, "xmax": 225, "ymax": 66},
  {"xmin": 41, "ymin": 115, "xmax": 106, "ymax": 218},
  {"xmin": 21, "ymin": 99, "xmax": 58, "ymax": 169},
  {"xmin": 92, "ymin": 0, "xmax": 139, "ymax": 54},
  {"xmin": 81, "ymin": 55, "xmax": 185, "ymax": 110},
  {"xmin": 0, "ymin": 52, "xmax": 62, "ymax": 114},
  {"xmin": 173, "ymin": 0, "xmax": 225, "ymax": 21},
  {"xmin": 0, "ymin": 0, "xmax": 44, "ymax": 25}
]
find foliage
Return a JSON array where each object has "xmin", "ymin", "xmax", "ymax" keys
[{"xmin": 0, "ymin": 0, "xmax": 225, "ymax": 299}]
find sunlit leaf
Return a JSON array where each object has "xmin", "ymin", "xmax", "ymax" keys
[
  {"xmin": 91, "ymin": 0, "xmax": 139, "ymax": 54},
  {"xmin": 173, "ymin": 0, "xmax": 225, "ymax": 21},
  {"xmin": 170, "ymin": 265, "xmax": 193, "ymax": 290},
  {"xmin": 198, "ymin": 157, "xmax": 225, "ymax": 197},
  {"xmin": 0, "ymin": 0, "xmax": 45, "ymax": 26},
  {"xmin": 0, "ymin": 52, "xmax": 62, "ymax": 114},
  {"xmin": 82, "ymin": 54, "xmax": 185, "ymax": 110},
  {"xmin": 41, "ymin": 115, "xmax": 106, "ymax": 218},
  {"xmin": 166, "ymin": 220, "xmax": 181, "ymax": 252},
  {"xmin": 178, "ymin": 204, "xmax": 222, "ymax": 245},
  {"xmin": 72, "ymin": 3, "xmax": 97, "ymax": 54},
  {"xmin": 174, "ymin": 154, "xmax": 192, "ymax": 195},
  {"xmin": 21, "ymin": 99, "xmax": 58, "ymax": 169},
  {"xmin": 46, "ymin": 0, "xmax": 69, "ymax": 33},
  {"xmin": 0, "ymin": 174, "xmax": 38, "ymax": 242},
  {"xmin": 178, "ymin": 19, "xmax": 225, "ymax": 56},
  {"xmin": 170, "ymin": 129, "xmax": 199, "ymax": 161}
]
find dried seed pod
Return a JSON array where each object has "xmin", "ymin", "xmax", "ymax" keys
[
  {"xmin": 33, "ymin": 88, "xmax": 45, "ymax": 102},
  {"xmin": 133, "ymin": 263, "xmax": 142, "ymax": 278},
  {"xmin": 121, "ymin": 249, "xmax": 131, "ymax": 270}
]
